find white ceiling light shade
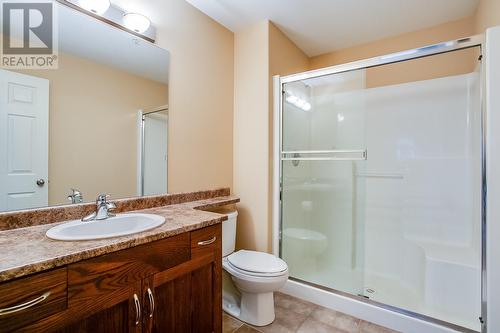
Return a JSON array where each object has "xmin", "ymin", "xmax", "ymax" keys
[
  {"xmin": 78, "ymin": 0, "xmax": 110, "ymax": 15},
  {"xmin": 123, "ymin": 13, "xmax": 151, "ymax": 33}
]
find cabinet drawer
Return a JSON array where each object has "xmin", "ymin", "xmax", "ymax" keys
[
  {"xmin": 191, "ymin": 224, "xmax": 221, "ymax": 258},
  {"xmin": 68, "ymin": 233, "xmax": 190, "ymax": 308},
  {"xmin": 0, "ymin": 268, "xmax": 67, "ymax": 332}
]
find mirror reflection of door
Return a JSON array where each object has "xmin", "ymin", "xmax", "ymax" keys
[
  {"xmin": 139, "ymin": 109, "xmax": 168, "ymax": 196},
  {"xmin": 0, "ymin": 69, "xmax": 49, "ymax": 211}
]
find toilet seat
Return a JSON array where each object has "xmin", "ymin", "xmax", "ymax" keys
[{"xmin": 224, "ymin": 250, "xmax": 288, "ymax": 278}]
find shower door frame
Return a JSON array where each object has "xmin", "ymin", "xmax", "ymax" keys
[{"xmin": 273, "ymin": 34, "xmax": 486, "ymax": 333}]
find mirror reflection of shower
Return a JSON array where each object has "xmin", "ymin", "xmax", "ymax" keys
[{"xmin": 138, "ymin": 106, "xmax": 168, "ymax": 196}]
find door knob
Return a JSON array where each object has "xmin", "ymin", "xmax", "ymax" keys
[{"xmin": 36, "ymin": 179, "xmax": 45, "ymax": 187}]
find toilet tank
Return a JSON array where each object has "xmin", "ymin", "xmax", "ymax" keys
[
  {"xmin": 212, "ymin": 208, "xmax": 238, "ymax": 257},
  {"xmin": 204, "ymin": 207, "xmax": 238, "ymax": 256}
]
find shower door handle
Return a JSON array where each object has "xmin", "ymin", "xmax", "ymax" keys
[{"xmin": 281, "ymin": 149, "xmax": 367, "ymax": 161}]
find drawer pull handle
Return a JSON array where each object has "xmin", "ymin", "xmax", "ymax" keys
[
  {"xmin": 0, "ymin": 291, "xmax": 50, "ymax": 316},
  {"xmin": 133, "ymin": 293, "xmax": 141, "ymax": 326},
  {"xmin": 197, "ymin": 236, "xmax": 216, "ymax": 246},
  {"xmin": 147, "ymin": 288, "xmax": 155, "ymax": 318}
]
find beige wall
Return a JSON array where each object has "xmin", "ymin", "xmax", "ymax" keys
[
  {"xmin": 233, "ymin": 21, "xmax": 309, "ymax": 252},
  {"xmin": 20, "ymin": 52, "xmax": 167, "ymax": 205},
  {"xmin": 365, "ymin": 48, "xmax": 479, "ymax": 88},
  {"xmin": 233, "ymin": 21, "xmax": 270, "ymax": 252},
  {"xmin": 475, "ymin": 0, "xmax": 500, "ymax": 33},
  {"xmin": 309, "ymin": 3, "xmax": 500, "ymax": 73},
  {"xmin": 269, "ymin": 23, "xmax": 310, "ymax": 77},
  {"xmin": 150, "ymin": 0, "xmax": 234, "ymax": 193},
  {"xmin": 310, "ymin": 17, "xmax": 476, "ymax": 70},
  {"xmin": 268, "ymin": 22, "xmax": 309, "ymax": 248}
]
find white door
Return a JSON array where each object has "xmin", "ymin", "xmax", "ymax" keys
[{"xmin": 0, "ymin": 69, "xmax": 49, "ymax": 211}]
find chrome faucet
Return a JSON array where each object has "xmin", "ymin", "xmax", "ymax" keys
[
  {"xmin": 81, "ymin": 194, "xmax": 116, "ymax": 222},
  {"xmin": 67, "ymin": 188, "xmax": 83, "ymax": 204}
]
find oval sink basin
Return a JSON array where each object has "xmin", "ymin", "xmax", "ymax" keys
[{"xmin": 46, "ymin": 213, "xmax": 166, "ymax": 241}]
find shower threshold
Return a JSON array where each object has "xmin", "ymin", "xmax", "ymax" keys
[{"xmin": 286, "ymin": 276, "xmax": 479, "ymax": 333}]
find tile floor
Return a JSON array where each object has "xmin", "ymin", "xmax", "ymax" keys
[{"xmin": 223, "ymin": 292, "xmax": 400, "ymax": 333}]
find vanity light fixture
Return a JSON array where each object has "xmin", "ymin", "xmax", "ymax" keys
[
  {"xmin": 123, "ymin": 13, "xmax": 151, "ymax": 33},
  {"xmin": 77, "ymin": 0, "xmax": 110, "ymax": 15},
  {"xmin": 62, "ymin": 0, "xmax": 157, "ymax": 43}
]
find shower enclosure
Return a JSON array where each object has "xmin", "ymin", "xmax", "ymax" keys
[
  {"xmin": 274, "ymin": 36, "xmax": 484, "ymax": 332},
  {"xmin": 137, "ymin": 106, "xmax": 169, "ymax": 196}
]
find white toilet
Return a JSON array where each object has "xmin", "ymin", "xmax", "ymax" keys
[{"xmin": 220, "ymin": 209, "xmax": 289, "ymax": 326}]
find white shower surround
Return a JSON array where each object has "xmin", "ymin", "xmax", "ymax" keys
[{"xmin": 275, "ymin": 67, "xmax": 483, "ymax": 331}]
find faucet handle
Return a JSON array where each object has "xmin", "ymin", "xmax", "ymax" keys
[
  {"xmin": 69, "ymin": 188, "xmax": 81, "ymax": 196},
  {"xmin": 96, "ymin": 194, "xmax": 110, "ymax": 205},
  {"xmin": 106, "ymin": 201, "xmax": 117, "ymax": 218}
]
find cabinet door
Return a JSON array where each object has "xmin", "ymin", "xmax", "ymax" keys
[
  {"xmin": 146, "ymin": 254, "xmax": 220, "ymax": 333},
  {"xmin": 51, "ymin": 282, "xmax": 143, "ymax": 333},
  {"xmin": 191, "ymin": 224, "xmax": 222, "ymax": 333},
  {"xmin": 191, "ymin": 262, "xmax": 216, "ymax": 333},
  {"xmin": 144, "ymin": 271, "xmax": 192, "ymax": 333}
]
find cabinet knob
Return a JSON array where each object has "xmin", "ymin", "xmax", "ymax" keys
[{"xmin": 36, "ymin": 179, "xmax": 45, "ymax": 187}]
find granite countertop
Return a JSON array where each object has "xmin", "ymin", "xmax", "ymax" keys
[{"xmin": 0, "ymin": 195, "xmax": 239, "ymax": 283}]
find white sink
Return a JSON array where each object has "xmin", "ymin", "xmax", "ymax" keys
[{"xmin": 46, "ymin": 213, "xmax": 166, "ymax": 241}]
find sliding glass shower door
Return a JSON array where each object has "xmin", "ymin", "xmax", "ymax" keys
[
  {"xmin": 281, "ymin": 70, "xmax": 368, "ymax": 297},
  {"xmin": 280, "ymin": 46, "xmax": 482, "ymax": 331}
]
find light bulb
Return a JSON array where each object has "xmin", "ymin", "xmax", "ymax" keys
[
  {"xmin": 123, "ymin": 13, "xmax": 151, "ymax": 33},
  {"xmin": 286, "ymin": 95, "xmax": 298, "ymax": 104},
  {"xmin": 303, "ymin": 103, "xmax": 311, "ymax": 111},
  {"xmin": 295, "ymin": 99, "xmax": 306, "ymax": 108},
  {"xmin": 78, "ymin": 0, "xmax": 110, "ymax": 15}
]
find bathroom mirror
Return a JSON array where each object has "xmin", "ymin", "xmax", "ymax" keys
[{"xmin": 0, "ymin": 2, "xmax": 170, "ymax": 212}]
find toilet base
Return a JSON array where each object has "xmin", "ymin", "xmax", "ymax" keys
[
  {"xmin": 223, "ymin": 290, "xmax": 241, "ymax": 318},
  {"xmin": 240, "ymin": 291, "xmax": 275, "ymax": 326},
  {"xmin": 223, "ymin": 289, "xmax": 276, "ymax": 326}
]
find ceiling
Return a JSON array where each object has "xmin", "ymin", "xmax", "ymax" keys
[
  {"xmin": 186, "ymin": 0, "xmax": 479, "ymax": 57},
  {"xmin": 58, "ymin": 2, "xmax": 169, "ymax": 84}
]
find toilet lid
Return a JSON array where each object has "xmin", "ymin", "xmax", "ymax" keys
[{"xmin": 227, "ymin": 250, "xmax": 288, "ymax": 274}]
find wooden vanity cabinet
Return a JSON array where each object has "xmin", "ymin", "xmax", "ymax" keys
[
  {"xmin": 55, "ymin": 281, "xmax": 143, "ymax": 333},
  {"xmin": 0, "ymin": 268, "xmax": 67, "ymax": 332},
  {"xmin": 4, "ymin": 224, "xmax": 222, "ymax": 333},
  {"xmin": 144, "ymin": 224, "xmax": 222, "ymax": 333}
]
